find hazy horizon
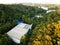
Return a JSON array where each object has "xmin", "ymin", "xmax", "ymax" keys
[{"xmin": 0, "ymin": 0, "xmax": 60, "ymax": 4}]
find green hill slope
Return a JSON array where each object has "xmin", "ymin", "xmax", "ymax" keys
[
  {"xmin": 0, "ymin": 4, "xmax": 46, "ymax": 45},
  {"xmin": 0, "ymin": 4, "xmax": 60, "ymax": 45}
]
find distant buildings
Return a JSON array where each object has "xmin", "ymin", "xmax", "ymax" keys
[
  {"xmin": 39, "ymin": 6, "xmax": 56, "ymax": 13},
  {"xmin": 41, "ymin": 7, "xmax": 48, "ymax": 10},
  {"xmin": 35, "ymin": 15, "xmax": 43, "ymax": 18},
  {"xmin": 7, "ymin": 22, "xmax": 32, "ymax": 44},
  {"xmin": 38, "ymin": 6, "xmax": 56, "ymax": 13},
  {"xmin": 46, "ymin": 10, "xmax": 56, "ymax": 13}
]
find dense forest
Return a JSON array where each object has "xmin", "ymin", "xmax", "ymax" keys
[{"xmin": 0, "ymin": 4, "xmax": 60, "ymax": 45}]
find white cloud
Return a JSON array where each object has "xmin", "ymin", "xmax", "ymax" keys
[{"xmin": 0, "ymin": 0, "xmax": 60, "ymax": 4}]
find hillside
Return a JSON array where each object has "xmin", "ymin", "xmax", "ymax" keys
[{"xmin": 0, "ymin": 4, "xmax": 60, "ymax": 45}]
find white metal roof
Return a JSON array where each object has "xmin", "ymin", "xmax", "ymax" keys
[
  {"xmin": 41, "ymin": 7, "xmax": 48, "ymax": 10},
  {"xmin": 46, "ymin": 10, "xmax": 56, "ymax": 13},
  {"xmin": 35, "ymin": 15, "xmax": 43, "ymax": 18},
  {"xmin": 7, "ymin": 23, "xmax": 32, "ymax": 44}
]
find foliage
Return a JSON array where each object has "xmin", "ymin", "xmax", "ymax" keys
[{"xmin": 0, "ymin": 4, "xmax": 60, "ymax": 45}]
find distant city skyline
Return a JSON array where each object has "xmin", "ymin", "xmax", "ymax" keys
[{"xmin": 0, "ymin": 0, "xmax": 60, "ymax": 4}]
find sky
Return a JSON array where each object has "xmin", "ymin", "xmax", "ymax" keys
[{"xmin": 0, "ymin": 0, "xmax": 60, "ymax": 4}]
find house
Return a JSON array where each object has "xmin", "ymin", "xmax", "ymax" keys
[
  {"xmin": 7, "ymin": 22, "xmax": 32, "ymax": 44},
  {"xmin": 35, "ymin": 15, "xmax": 43, "ymax": 18},
  {"xmin": 46, "ymin": 10, "xmax": 56, "ymax": 13},
  {"xmin": 41, "ymin": 7, "xmax": 48, "ymax": 10}
]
